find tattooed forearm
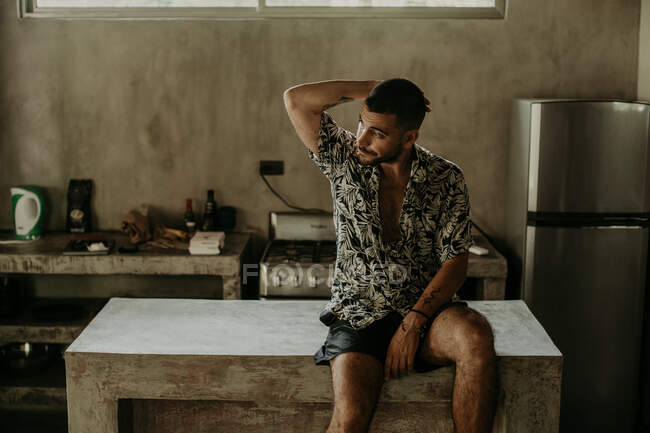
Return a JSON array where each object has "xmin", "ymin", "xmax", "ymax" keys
[
  {"xmin": 413, "ymin": 259, "xmax": 467, "ymax": 317},
  {"xmin": 421, "ymin": 286, "xmax": 442, "ymax": 306},
  {"xmin": 422, "ymin": 294, "xmax": 435, "ymax": 306},
  {"xmin": 322, "ymin": 96, "xmax": 353, "ymax": 110}
]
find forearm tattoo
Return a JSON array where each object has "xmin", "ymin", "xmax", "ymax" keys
[
  {"xmin": 323, "ymin": 96, "xmax": 353, "ymax": 110},
  {"xmin": 421, "ymin": 286, "xmax": 442, "ymax": 307}
]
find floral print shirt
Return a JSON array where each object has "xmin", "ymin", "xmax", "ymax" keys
[{"xmin": 308, "ymin": 111, "xmax": 473, "ymax": 330}]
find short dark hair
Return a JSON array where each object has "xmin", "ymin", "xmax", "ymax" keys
[{"xmin": 365, "ymin": 78, "xmax": 426, "ymax": 132}]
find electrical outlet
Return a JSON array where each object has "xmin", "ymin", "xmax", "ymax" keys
[{"xmin": 260, "ymin": 160, "xmax": 284, "ymax": 175}]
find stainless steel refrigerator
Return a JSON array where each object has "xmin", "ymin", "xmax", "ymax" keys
[{"xmin": 504, "ymin": 99, "xmax": 650, "ymax": 433}]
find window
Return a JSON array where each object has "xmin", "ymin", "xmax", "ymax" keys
[{"xmin": 18, "ymin": 0, "xmax": 505, "ymax": 19}]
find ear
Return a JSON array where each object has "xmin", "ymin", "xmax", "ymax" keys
[{"xmin": 402, "ymin": 129, "xmax": 419, "ymax": 147}]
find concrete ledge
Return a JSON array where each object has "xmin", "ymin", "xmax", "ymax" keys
[{"xmin": 65, "ymin": 299, "xmax": 562, "ymax": 433}]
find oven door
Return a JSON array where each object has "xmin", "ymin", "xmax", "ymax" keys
[{"xmin": 259, "ymin": 262, "xmax": 333, "ymax": 299}]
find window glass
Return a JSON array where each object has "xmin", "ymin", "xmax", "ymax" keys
[
  {"xmin": 27, "ymin": 0, "xmax": 502, "ymax": 18},
  {"xmin": 266, "ymin": 0, "xmax": 494, "ymax": 7},
  {"xmin": 38, "ymin": 0, "xmax": 256, "ymax": 7},
  {"xmin": 38, "ymin": 0, "xmax": 494, "ymax": 7}
]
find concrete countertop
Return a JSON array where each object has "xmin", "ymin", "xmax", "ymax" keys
[
  {"xmin": 66, "ymin": 298, "xmax": 561, "ymax": 358},
  {"xmin": 0, "ymin": 231, "xmax": 250, "ymax": 276}
]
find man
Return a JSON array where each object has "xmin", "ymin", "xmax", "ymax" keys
[{"xmin": 283, "ymin": 79, "xmax": 497, "ymax": 433}]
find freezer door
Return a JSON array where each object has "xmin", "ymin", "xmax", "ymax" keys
[
  {"xmin": 524, "ymin": 225, "xmax": 647, "ymax": 433},
  {"xmin": 528, "ymin": 101, "xmax": 650, "ymax": 213}
]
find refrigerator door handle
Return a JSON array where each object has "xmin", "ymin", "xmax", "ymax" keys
[{"xmin": 590, "ymin": 226, "xmax": 646, "ymax": 229}]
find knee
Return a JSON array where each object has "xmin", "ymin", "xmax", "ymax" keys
[
  {"xmin": 330, "ymin": 403, "xmax": 374, "ymax": 433},
  {"xmin": 454, "ymin": 310, "xmax": 495, "ymax": 364}
]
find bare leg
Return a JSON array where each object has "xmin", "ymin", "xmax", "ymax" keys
[
  {"xmin": 417, "ymin": 306, "xmax": 498, "ymax": 433},
  {"xmin": 327, "ymin": 352, "xmax": 385, "ymax": 433}
]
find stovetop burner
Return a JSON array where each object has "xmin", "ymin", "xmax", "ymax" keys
[
  {"xmin": 259, "ymin": 212, "xmax": 337, "ymax": 299},
  {"xmin": 262, "ymin": 240, "xmax": 337, "ymax": 265}
]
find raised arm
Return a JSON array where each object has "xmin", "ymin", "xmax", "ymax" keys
[{"xmin": 283, "ymin": 80, "xmax": 379, "ymax": 154}]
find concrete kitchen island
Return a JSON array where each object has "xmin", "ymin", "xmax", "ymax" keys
[{"xmin": 65, "ymin": 299, "xmax": 562, "ymax": 433}]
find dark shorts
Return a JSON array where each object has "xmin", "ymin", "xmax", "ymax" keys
[{"xmin": 314, "ymin": 301, "xmax": 468, "ymax": 373}]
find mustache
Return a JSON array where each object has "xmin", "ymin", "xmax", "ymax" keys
[{"xmin": 355, "ymin": 145, "xmax": 376, "ymax": 156}]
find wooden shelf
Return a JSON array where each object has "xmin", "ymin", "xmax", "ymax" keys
[
  {"xmin": 0, "ymin": 409, "xmax": 68, "ymax": 433},
  {"xmin": 0, "ymin": 298, "xmax": 107, "ymax": 344},
  {"xmin": 0, "ymin": 230, "xmax": 252, "ymax": 300},
  {"xmin": 0, "ymin": 231, "xmax": 250, "ymax": 277},
  {"xmin": 0, "ymin": 354, "xmax": 67, "ymax": 410}
]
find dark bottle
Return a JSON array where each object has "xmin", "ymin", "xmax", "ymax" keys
[
  {"xmin": 184, "ymin": 198, "xmax": 196, "ymax": 234},
  {"xmin": 202, "ymin": 190, "xmax": 217, "ymax": 231}
]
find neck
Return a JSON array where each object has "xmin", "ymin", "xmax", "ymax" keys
[{"xmin": 380, "ymin": 146, "xmax": 414, "ymax": 183}]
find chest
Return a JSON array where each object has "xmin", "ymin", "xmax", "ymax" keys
[
  {"xmin": 332, "ymin": 163, "xmax": 444, "ymax": 246},
  {"xmin": 378, "ymin": 179, "xmax": 408, "ymax": 241}
]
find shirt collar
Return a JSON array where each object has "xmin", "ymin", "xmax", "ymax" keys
[{"xmin": 410, "ymin": 144, "xmax": 427, "ymax": 184}]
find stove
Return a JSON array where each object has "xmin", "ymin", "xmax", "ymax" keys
[{"xmin": 259, "ymin": 212, "xmax": 336, "ymax": 299}]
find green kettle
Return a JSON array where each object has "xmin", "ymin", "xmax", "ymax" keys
[{"xmin": 11, "ymin": 186, "xmax": 44, "ymax": 240}]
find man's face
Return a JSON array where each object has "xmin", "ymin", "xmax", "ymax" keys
[{"xmin": 355, "ymin": 105, "xmax": 407, "ymax": 166}]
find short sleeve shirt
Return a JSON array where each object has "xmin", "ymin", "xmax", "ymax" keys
[{"xmin": 308, "ymin": 111, "xmax": 473, "ymax": 330}]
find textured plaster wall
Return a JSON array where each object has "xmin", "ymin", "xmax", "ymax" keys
[
  {"xmin": 640, "ymin": 0, "xmax": 650, "ymax": 100},
  {"xmin": 0, "ymin": 0, "xmax": 640, "ymax": 255}
]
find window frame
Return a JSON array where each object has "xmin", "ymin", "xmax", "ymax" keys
[{"xmin": 17, "ymin": 0, "xmax": 507, "ymax": 20}]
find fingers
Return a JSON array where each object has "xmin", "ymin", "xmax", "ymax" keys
[
  {"xmin": 384, "ymin": 343, "xmax": 393, "ymax": 381},
  {"xmin": 385, "ymin": 351, "xmax": 412, "ymax": 380},
  {"xmin": 391, "ymin": 354, "xmax": 400, "ymax": 379},
  {"xmin": 384, "ymin": 353, "xmax": 393, "ymax": 381},
  {"xmin": 397, "ymin": 354, "xmax": 406, "ymax": 378},
  {"xmin": 384, "ymin": 347, "xmax": 405, "ymax": 380},
  {"xmin": 385, "ymin": 338, "xmax": 419, "ymax": 381}
]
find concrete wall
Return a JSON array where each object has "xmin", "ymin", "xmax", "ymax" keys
[
  {"xmin": 640, "ymin": 0, "xmax": 650, "ymax": 100},
  {"xmin": 0, "ymin": 1, "xmax": 641, "ymax": 256}
]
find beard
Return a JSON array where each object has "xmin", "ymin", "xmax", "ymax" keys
[{"xmin": 355, "ymin": 141, "xmax": 402, "ymax": 166}]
